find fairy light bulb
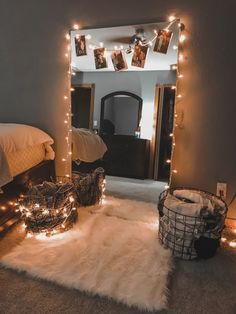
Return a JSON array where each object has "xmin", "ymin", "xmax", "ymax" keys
[
  {"xmin": 154, "ymin": 29, "xmax": 157, "ymax": 35},
  {"xmin": 171, "ymin": 86, "xmax": 176, "ymax": 90},
  {"xmin": 166, "ymin": 159, "xmax": 171, "ymax": 163},
  {"xmin": 64, "ymin": 96, "xmax": 68, "ymax": 99},
  {"xmin": 62, "ymin": 158, "xmax": 66, "ymax": 162},
  {"xmin": 85, "ymin": 34, "xmax": 92, "ymax": 40},
  {"xmin": 177, "ymin": 94, "xmax": 182, "ymax": 99},
  {"xmin": 221, "ymin": 237, "xmax": 227, "ymax": 242},
  {"xmin": 73, "ymin": 24, "xmax": 79, "ymax": 30},
  {"xmin": 179, "ymin": 53, "xmax": 184, "ymax": 62},
  {"xmin": 229, "ymin": 240, "xmax": 236, "ymax": 248},
  {"xmin": 168, "ymin": 15, "xmax": 176, "ymax": 22},
  {"xmin": 65, "ymin": 33, "xmax": 70, "ymax": 40},
  {"xmin": 178, "ymin": 74, "xmax": 184, "ymax": 78},
  {"xmin": 173, "ymin": 45, "xmax": 178, "ymax": 50},
  {"xmin": 179, "ymin": 34, "xmax": 186, "ymax": 43},
  {"xmin": 169, "ymin": 133, "xmax": 174, "ymax": 137},
  {"xmin": 172, "ymin": 169, "xmax": 178, "ymax": 174}
]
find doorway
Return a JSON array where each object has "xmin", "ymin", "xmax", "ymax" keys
[
  {"xmin": 150, "ymin": 85, "xmax": 176, "ymax": 182},
  {"xmin": 71, "ymin": 84, "xmax": 95, "ymax": 129}
]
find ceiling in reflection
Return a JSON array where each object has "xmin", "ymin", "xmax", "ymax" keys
[{"xmin": 70, "ymin": 22, "xmax": 179, "ymax": 72}]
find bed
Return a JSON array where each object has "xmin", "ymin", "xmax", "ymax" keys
[
  {"xmin": 0, "ymin": 123, "xmax": 55, "ymax": 192},
  {"xmin": 0, "ymin": 123, "xmax": 55, "ymax": 235}
]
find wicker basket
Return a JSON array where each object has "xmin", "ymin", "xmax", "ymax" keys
[
  {"xmin": 72, "ymin": 167, "xmax": 105, "ymax": 206},
  {"xmin": 19, "ymin": 181, "xmax": 78, "ymax": 236},
  {"xmin": 158, "ymin": 187, "xmax": 228, "ymax": 260}
]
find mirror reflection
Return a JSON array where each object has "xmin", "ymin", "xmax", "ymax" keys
[{"xmin": 70, "ymin": 21, "xmax": 179, "ymax": 182}]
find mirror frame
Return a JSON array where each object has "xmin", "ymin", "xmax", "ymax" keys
[{"xmin": 100, "ymin": 91, "xmax": 143, "ymax": 135}]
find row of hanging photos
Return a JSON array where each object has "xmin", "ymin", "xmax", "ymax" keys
[{"xmin": 73, "ymin": 26, "xmax": 175, "ymax": 71}]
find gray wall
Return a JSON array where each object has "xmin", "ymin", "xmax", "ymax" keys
[
  {"xmin": 72, "ymin": 71, "xmax": 175, "ymax": 139},
  {"xmin": 0, "ymin": 0, "xmax": 235, "ymax": 216}
]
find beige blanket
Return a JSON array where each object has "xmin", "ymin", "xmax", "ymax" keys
[
  {"xmin": 0, "ymin": 146, "xmax": 13, "ymax": 191},
  {"xmin": 72, "ymin": 127, "xmax": 107, "ymax": 163}
]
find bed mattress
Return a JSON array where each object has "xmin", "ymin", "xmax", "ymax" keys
[{"xmin": 6, "ymin": 144, "xmax": 46, "ymax": 177}]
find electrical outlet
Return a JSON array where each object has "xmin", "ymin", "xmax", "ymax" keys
[
  {"xmin": 93, "ymin": 120, "xmax": 98, "ymax": 127},
  {"xmin": 216, "ymin": 182, "xmax": 227, "ymax": 199}
]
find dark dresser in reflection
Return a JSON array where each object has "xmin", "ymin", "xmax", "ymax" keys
[{"xmin": 100, "ymin": 134, "xmax": 150, "ymax": 179}]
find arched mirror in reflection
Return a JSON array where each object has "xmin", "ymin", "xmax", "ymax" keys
[{"xmin": 100, "ymin": 91, "xmax": 142, "ymax": 136}]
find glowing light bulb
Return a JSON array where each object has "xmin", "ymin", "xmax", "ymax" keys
[
  {"xmin": 70, "ymin": 87, "xmax": 75, "ymax": 91},
  {"xmin": 229, "ymin": 240, "xmax": 236, "ymax": 248},
  {"xmin": 168, "ymin": 15, "xmax": 176, "ymax": 22},
  {"xmin": 164, "ymin": 185, "xmax": 170, "ymax": 190},
  {"xmin": 65, "ymin": 33, "xmax": 70, "ymax": 40},
  {"xmin": 179, "ymin": 34, "xmax": 186, "ymax": 43},
  {"xmin": 172, "ymin": 170, "xmax": 178, "ymax": 174},
  {"xmin": 62, "ymin": 158, "xmax": 66, "ymax": 162},
  {"xmin": 221, "ymin": 237, "xmax": 227, "ymax": 242},
  {"xmin": 169, "ymin": 133, "xmax": 174, "ymax": 137},
  {"xmin": 68, "ymin": 151, "xmax": 72, "ymax": 155},
  {"xmin": 148, "ymin": 41, "xmax": 153, "ymax": 46},
  {"xmin": 166, "ymin": 159, "xmax": 171, "ymax": 163},
  {"xmin": 64, "ymin": 120, "xmax": 68, "ymax": 124},
  {"xmin": 178, "ymin": 74, "xmax": 184, "ymax": 78},
  {"xmin": 177, "ymin": 94, "xmax": 182, "ymax": 98},
  {"xmin": 173, "ymin": 45, "xmax": 178, "ymax": 50},
  {"xmin": 64, "ymin": 96, "xmax": 68, "ymax": 99},
  {"xmin": 73, "ymin": 24, "xmax": 79, "ymax": 30},
  {"xmin": 85, "ymin": 34, "xmax": 92, "ymax": 40},
  {"xmin": 69, "ymin": 196, "xmax": 75, "ymax": 203},
  {"xmin": 179, "ymin": 53, "xmax": 184, "ymax": 62},
  {"xmin": 171, "ymin": 65, "xmax": 177, "ymax": 70},
  {"xmin": 171, "ymin": 86, "xmax": 176, "ymax": 90}
]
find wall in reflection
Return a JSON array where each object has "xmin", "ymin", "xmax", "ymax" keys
[{"xmin": 72, "ymin": 70, "xmax": 176, "ymax": 139}]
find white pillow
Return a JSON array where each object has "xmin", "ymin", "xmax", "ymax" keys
[{"xmin": 0, "ymin": 123, "xmax": 54, "ymax": 154}]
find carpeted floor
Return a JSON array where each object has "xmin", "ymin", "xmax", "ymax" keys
[{"xmin": 0, "ymin": 176, "xmax": 236, "ymax": 314}]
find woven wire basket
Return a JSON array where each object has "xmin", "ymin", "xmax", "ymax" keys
[
  {"xmin": 158, "ymin": 187, "xmax": 228, "ymax": 260},
  {"xmin": 19, "ymin": 181, "xmax": 78, "ymax": 236},
  {"xmin": 72, "ymin": 167, "xmax": 105, "ymax": 206}
]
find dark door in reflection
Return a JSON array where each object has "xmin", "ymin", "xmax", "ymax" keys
[{"xmin": 157, "ymin": 87, "xmax": 175, "ymax": 181}]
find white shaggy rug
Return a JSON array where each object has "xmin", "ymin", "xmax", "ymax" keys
[{"xmin": 1, "ymin": 197, "xmax": 172, "ymax": 311}]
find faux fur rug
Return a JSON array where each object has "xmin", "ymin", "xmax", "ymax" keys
[{"xmin": 1, "ymin": 197, "xmax": 172, "ymax": 311}]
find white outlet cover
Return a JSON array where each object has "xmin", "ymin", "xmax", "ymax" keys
[{"xmin": 216, "ymin": 182, "xmax": 227, "ymax": 199}]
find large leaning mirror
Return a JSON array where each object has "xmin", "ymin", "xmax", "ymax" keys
[{"xmin": 70, "ymin": 21, "xmax": 179, "ymax": 181}]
